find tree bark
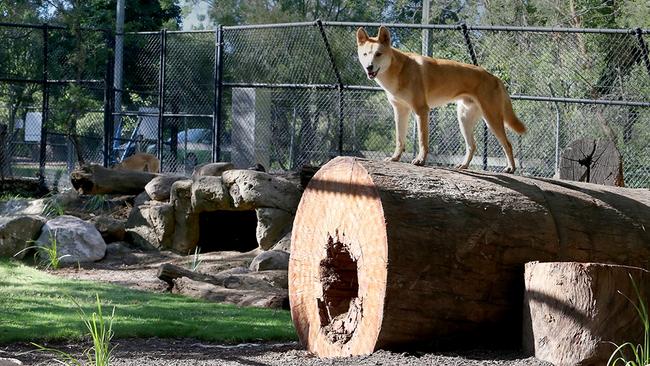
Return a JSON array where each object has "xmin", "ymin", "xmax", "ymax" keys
[
  {"xmin": 523, "ymin": 262, "xmax": 650, "ymax": 366},
  {"xmin": 70, "ymin": 164, "xmax": 157, "ymax": 195},
  {"xmin": 288, "ymin": 156, "xmax": 650, "ymax": 357}
]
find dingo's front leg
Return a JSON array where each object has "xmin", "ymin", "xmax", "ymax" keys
[
  {"xmin": 385, "ymin": 100, "xmax": 410, "ymax": 162},
  {"xmin": 412, "ymin": 107, "xmax": 429, "ymax": 166}
]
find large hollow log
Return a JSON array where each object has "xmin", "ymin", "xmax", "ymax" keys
[
  {"xmin": 288, "ymin": 157, "xmax": 650, "ymax": 357},
  {"xmin": 70, "ymin": 164, "xmax": 157, "ymax": 195}
]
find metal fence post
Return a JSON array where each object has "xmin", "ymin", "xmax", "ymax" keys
[
  {"xmin": 635, "ymin": 28, "xmax": 650, "ymax": 76},
  {"xmin": 103, "ymin": 31, "xmax": 115, "ymax": 167},
  {"xmin": 157, "ymin": 29, "xmax": 167, "ymax": 171},
  {"xmin": 38, "ymin": 23, "xmax": 50, "ymax": 190},
  {"xmin": 213, "ymin": 25, "xmax": 224, "ymax": 162},
  {"xmin": 316, "ymin": 20, "xmax": 345, "ymax": 156},
  {"xmin": 460, "ymin": 23, "xmax": 488, "ymax": 170}
]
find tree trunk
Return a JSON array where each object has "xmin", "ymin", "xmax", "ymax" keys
[
  {"xmin": 289, "ymin": 156, "xmax": 650, "ymax": 357},
  {"xmin": 523, "ymin": 262, "xmax": 650, "ymax": 366},
  {"xmin": 70, "ymin": 164, "xmax": 157, "ymax": 195}
]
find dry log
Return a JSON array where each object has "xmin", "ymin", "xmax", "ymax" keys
[
  {"xmin": 523, "ymin": 262, "xmax": 650, "ymax": 366},
  {"xmin": 288, "ymin": 156, "xmax": 650, "ymax": 357},
  {"xmin": 157, "ymin": 263, "xmax": 220, "ymax": 286},
  {"xmin": 560, "ymin": 138, "xmax": 624, "ymax": 186},
  {"xmin": 158, "ymin": 263, "xmax": 284, "ymax": 291},
  {"xmin": 70, "ymin": 164, "xmax": 157, "ymax": 195},
  {"xmin": 172, "ymin": 277, "xmax": 288, "ymax": 309}
]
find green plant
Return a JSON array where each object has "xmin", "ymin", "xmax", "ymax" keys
[
  {"xmin": 84, "ymin": 194, "xmax": 110, "ymax": 212},
  {"xmin": 32, "ymin": 294, "xmax": 115, "ymax": 366},
  {"xmin": 14, "ymin": 231, "xmax": 70, "ymax": 269},
  {"xmin": 607, "ymin": 274, "xmax": 649, "ymax": 366},
  {"xmin": 43, "ymin": 195, "xmax": 66, "ymax": 217},
  {"xmin": 187, "ymin": 246, "xmax": 203, "ymax": 272}
]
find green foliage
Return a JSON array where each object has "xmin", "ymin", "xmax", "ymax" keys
[
  {"xmin": 14, "ymin": 231, "xmax": 70, "ymax": 270},
  {"xmin": 187, "ymin": 246, "xmax": 203, "ymax": 272},
  {"xmin": 32, "ymin": 294, "xmax": 115, "ymax": 366},
  {"xmin": 607, "ymin": 274, "xmax": 650, "ymax": 366},
  {"xmin": 0, "ymin": 258, "xmax": 296, "ymax": 344},
  {"xmin": 43, "ymin": 195, "xmax": 66, "ymax": 217},
  {"xmin": 84, "ymin": 194, "xmax": 110, "ymax": 212}
]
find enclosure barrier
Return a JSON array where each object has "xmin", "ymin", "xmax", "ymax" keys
[{"xmin": 1, "ymin": 21, "xmax": 649, "ymax": 188}]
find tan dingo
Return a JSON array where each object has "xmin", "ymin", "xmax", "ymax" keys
[
  {"xmin": 356, "ymin": 26, "xmax": 526, "ymax": 172},
  {"xmin": 114, "ymin": 152, "xmax": 160, "ymax": 173}
]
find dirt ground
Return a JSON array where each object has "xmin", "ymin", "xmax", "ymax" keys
[{"xmin": 1, "ymin": 338, "xmax": 552, "ymax": 366}]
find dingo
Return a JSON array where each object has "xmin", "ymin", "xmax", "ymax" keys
[
  {"xmin": 114, "ymin": 152, "xmax": 160, "ymax": 173},
  {"xmin": 356, "ymin": 26, "xmax": 526, "ymax": 172}
]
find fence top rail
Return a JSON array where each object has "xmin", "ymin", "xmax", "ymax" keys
[
  {"xmin": 223, "ymin": 21, "xmax": 318, "ymax": 30},
  {"xmin": 0, "ymin": 21, "xmax": 108, "ymax": 32},
  {"xmin": 322, "ymin": 20, "xmax": 649, "ymax": 34}
]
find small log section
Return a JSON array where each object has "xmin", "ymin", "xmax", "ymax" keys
[
  {"xmin": 523, "ymin": 262, "xmax": 650, "ymax": 366},
  {"xmin": 560, "ymin": 138, "xmax": 624, "ymax": 186},
  {"xmin": 70, "ymin": 164, "xmax": 157, "ymax": 195},
  {"xmin": 289, "ymin": 156, "xmax": 650, "ymax": 357}
]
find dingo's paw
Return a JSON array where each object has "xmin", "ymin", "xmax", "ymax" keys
[
  {"xmin": 411, "ymin": 157, "xmax": 426, "ymax": 166},
  {"xmin": 502, "ymin": 166, "xmax": 516, "ymax": 174},
  {"xmin": 384, "ymin": 155, "xmax": 400, "ymax": 162},
  {"xmin": 455, "ymin": 163, "xmax": 469, "ymax": 170}
]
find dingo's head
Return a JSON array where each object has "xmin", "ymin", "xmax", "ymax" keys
[{"xmin": 356, "ymin": 26, "xmax": 392, "ymax": 80}]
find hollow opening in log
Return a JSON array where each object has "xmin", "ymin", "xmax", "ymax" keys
[
  {"xmin": 198, "ymin": 210, "xmax": 258, "ymax": 253},
  {"xmin": 317, "ymin": 236, "xmax": 362, "ymax": 345}
]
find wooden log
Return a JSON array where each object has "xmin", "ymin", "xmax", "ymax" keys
[
  {"xmin": 157, "ymin": 263, "xmax": 219, "ymax": 286},
  {"xmin": 560, "ymin": 138, "xmax": 624, "ymax": 186},
  {"xmin": 70, "ymin": 164, "xmax": 157, "ymax": 195},
  {"xmin": 172, "ymin": 277, "xmax": 288, "ymax": 309},
  {"xmin": 523, "ymin": 262, "xmax": 650, "ymax": 366},
  {"xmin": 288, "ymin": 156, "xmax": 650, "ymax": 357}
]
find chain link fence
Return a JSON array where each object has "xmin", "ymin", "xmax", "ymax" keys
[{"xmin": 1, "ymin": 21, "xmax": 649, "ymax": 189}]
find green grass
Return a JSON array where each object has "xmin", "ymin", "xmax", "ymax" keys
[{"xmin": 0, "ymin": 259, "xmax": 296, "ymax": 344}]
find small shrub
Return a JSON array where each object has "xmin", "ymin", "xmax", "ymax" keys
[
  {"xmin": 14, "ymin": 231, "xmax": 70, "ymax": 270},
  {"xmin": 43, "ymin": 195, "xmax": 66, "ymax": 217},
  {"xmin": 187, "ymin": 246, "xmax": 203, "ymax": 272},
  {"xmin": 33, "ymin": 294, "xmax": 116, "ymax": 366},
  {"xmin": 84, "ymin": 195, "xmax": 110, "ymax": 212},
  {"xmin": 607, "ymin": 274, "xmax": 649, "ymax": 366}
]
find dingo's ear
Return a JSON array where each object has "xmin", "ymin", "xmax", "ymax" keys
[
  {"xmin": 356, "ymin": 27, "xmax": 369, "ymax": 45},
  {"xmin": 377, "ymin": 26, "xmax": 390, "ymax": 46}
]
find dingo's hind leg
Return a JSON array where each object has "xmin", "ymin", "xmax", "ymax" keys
[
  {"xmin": 481, "ymin": 103, "xmax": 516, "ymax": 173},
  {"xmin": 456, "ymin": 99, "xmax": 482, "ymax": 170}
]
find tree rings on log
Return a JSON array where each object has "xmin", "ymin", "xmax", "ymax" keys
[
  {"xmin": 560, "ymin": 138, "xmax": 624, "ymax": 186},
  {"xmin": 289, "ymin": 156, "xmax": 650, "ymax": 358}
]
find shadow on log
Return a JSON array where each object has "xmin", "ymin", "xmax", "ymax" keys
[
  {"xmin": 288, "ymin": 157, "xmax": 650, "ymax": 357},
  {"xmin": 70, "ymin": 164, "xmax": 157, "ymax": 195}
]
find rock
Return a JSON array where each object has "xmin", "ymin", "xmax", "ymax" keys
[
  {"xmin": 272, "ymin": 230, "xmax": 292, "ymax": 252},
  {"xmin": 249, "ymin": 250, "xmax": 290, "ymax": 271},
  {"xmin": 0, "ymin": 358, "xmax": 23, "ymax": 365},
  {"xmin": 222, "ymin": 169, "xmax": 302, "ymax": 213},
  {"xmin": 90, "ymin": 216, "xmax": 126, "ymax": 243},
  {"xmin": 134, "ymin": 191, "xmax": 151, "ymax": 206},
  {"xmin": 0, "ymin": 198, "xmax": 46, "ymax": 216},
  {"xmin": 255, "ymin": 208, "xmax": 293, "ymax": 250},
  {"xmin": 247, "ymin": 270, "xmax": 289, "ymax": 289},
  {"xmin": 192, "ymin": 162, "xmax": 234, "ymax": 178},
  {"xmin": 213, "ymin": 266, "xmax": 250, "ymax": 277},
  {"xmin": 145, "ymin": 175, "xmax": 188, "ymax": 202},
  {"xmin": 125, "ymin": 202, "xmax": 175, "ymax": 250},
  {"xmin": 36, "ymin": 215, "xmax": 106, "ymax": 264},
  {"xmin": 191, "ymin": 176, "xmax": 232, "ymax": 213},
  {"xmin": 170, "ymin": 180, "xmax": 198, "ymax": 254},
  {"xmin": 0, "ymin": 216, "xmax": 46, "ymax": 258},
  {"xmin": 172, "ymin": 277, "xmax": 288, "ymax": 309},
  {"xmin": 105, "ymin": 241, "xmax": 133, "ymax": 256}
]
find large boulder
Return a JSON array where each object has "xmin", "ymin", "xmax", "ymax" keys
[
  {"xmin": 36, "ymin": 215, "xmax": 106, "ymax": 264},
  {"xmin": 0, "ymin": 216, "xmax": 46, "ymax": 258},
  {"xmin": 192, "ymin": 162, "xmax": 234, "ymax": 178},
  {"xmin": 191, "ymin": 176, "xmax": 232, "ymax": 213},
  {"xmin": 145, "ymin": 175, "xmax": 188, "ymax": 202},
  {"xmin": 272, "ymin": 230, "xmax": 292, "ymax": 252},
  {"xmin": 125, "ymin": 202, "xmax": 175, "ymax": 250},
  {"xmin": 222, "ymin": 170, "xmax": 302, "ymax": 213},
  {"xmin": 90, "ymin": 216, "xmax": 126, "ymax": 243},
  {"xmin": 255, "ymin": 208, "xmax": 293, "ymax": 250},
  {"xmin": 249, "ymin": 250, "xmax": 290, "ymax": 271},
  {"xmin": 170, "ymin": 180, "xmax": 198, "ymax": 253}
]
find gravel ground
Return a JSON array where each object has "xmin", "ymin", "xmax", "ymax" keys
[{"xmin": 1, "ymin": 338, "xmax": 552, "ymax": 366}]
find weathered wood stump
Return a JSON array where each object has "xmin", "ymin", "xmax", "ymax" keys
[
  {"xmin": 288, "ymin": 156, "xmax": 650, "ymax": 357},
  {"xmin": 70, "ymin": 164, "xmax": 157, "ymax": 195},
  {"xmin": 523, "ymin": 262, "xmax": 650, "ymax": 366},
  {"xmin": 560, "ymin": 138, "xmax": 624, "ymax": 186}
]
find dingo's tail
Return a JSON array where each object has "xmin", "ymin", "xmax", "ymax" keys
[{"xmin": 502, "ymin": 87, "xmax": 526, "ymax": 134}]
